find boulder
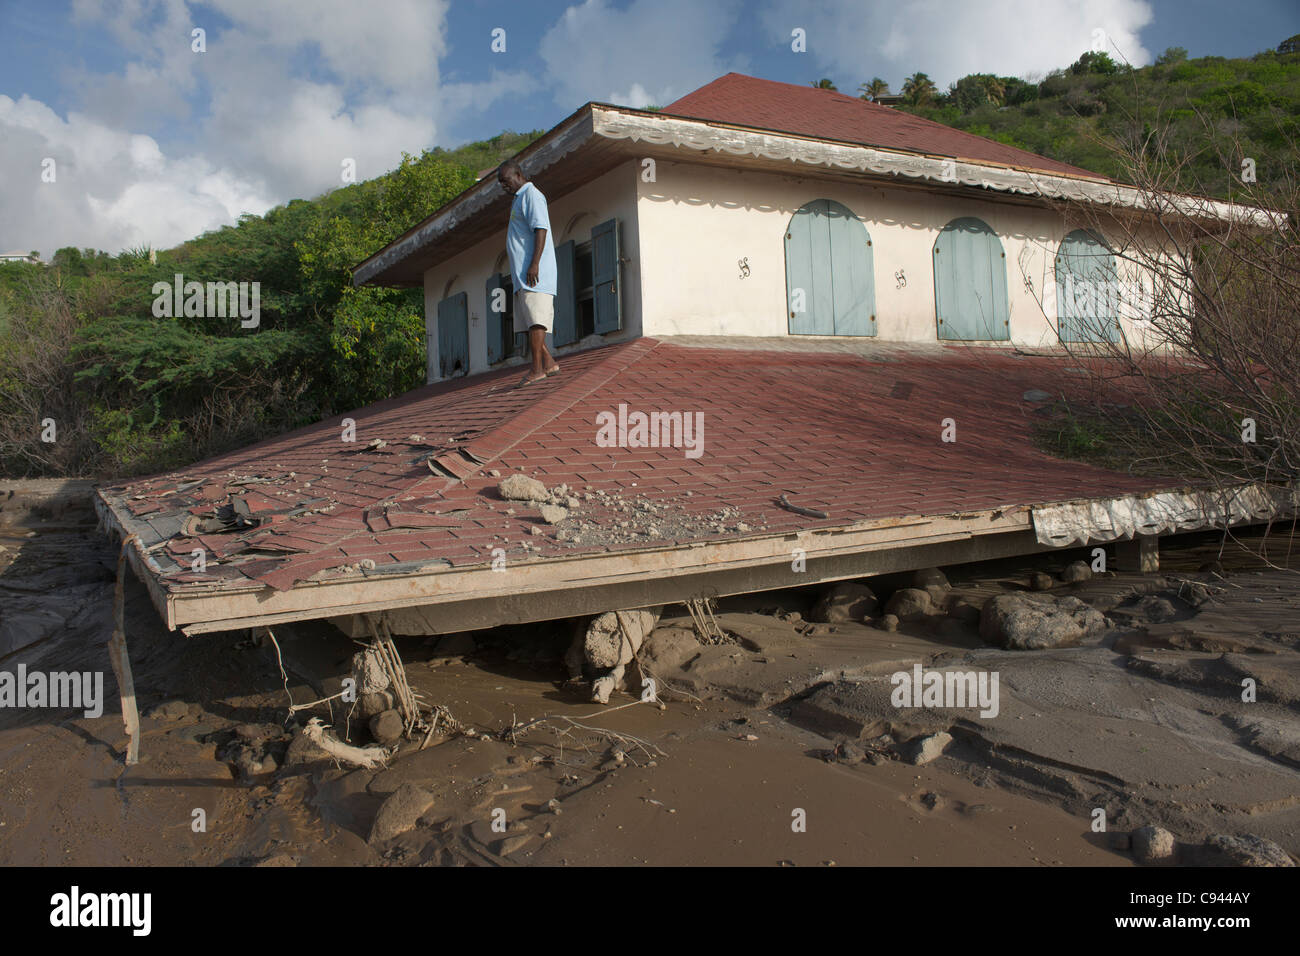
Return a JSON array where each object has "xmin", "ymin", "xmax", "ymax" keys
[
  {"xmin": 885, "ymin": 588, "xmax": 935, "ymax": 620},
  {"xmin": 369, "ymin": 709, "xmax": 404, "ymax": 747},
  {"xmin": 810, "ymin": 582, "xmax": 879, "ymax": 624},
  {"xmin": 147, "ymin": 700, "xmax": 190, "ymax": 721},
  {"xmin": 1030, "ymin": 572, "xmax": 1055, "ymax": 591},
  {"xmin": 912, "ymin": 567, "xmax": 950, "ymax": 590},
  {"xmin": 498, "ymin": 474, "xmax": 549, "ymax": 502},
  {"xmin": 904, "ymin": 732, "xmax": 952, "ymax": 765},
  {"xmin": 369, "ymin": 783, "xmax": 435, "ymax": 843},
  {"xmin": 878, "ymin": 614, "xmax": 900, "ymax": 633},
  {"xmin": 640, "ymin": 627, "xmax": 700, "ymax": 671},
  {"xmin": 1132, "ymin": 825, "xmax": 1177, "ymax": 863},
  {"xmin": 1061, "ymin": 560, "xmax": 1093, "ymax": 583},
  {"xmin": 428, "ymin": 633, "xmax": 476, "ymax": 660},
  {"xmin": 1200, "ymin": 834, "xmax": 1294, "ymax": 867},
  {"xmin": 979, "ymin": 592, "xmax": 1108, "ymax": 650}
]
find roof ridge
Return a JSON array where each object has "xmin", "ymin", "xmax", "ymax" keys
[{"xmin": 418, "ymin": 338, "xmax": 662, "ymax": 495}]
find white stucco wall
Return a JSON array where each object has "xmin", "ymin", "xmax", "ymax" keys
[
  {"xmin": 635, "ymin": 160, "xmax": 1161, "ymax": 348},
  {"xmin": 420, "ymin": 155, "xmax": 1173, "ymax": 382},
  {"xmin": 421, "ymin": 159, "xmax": 642, "ymax": 382}
]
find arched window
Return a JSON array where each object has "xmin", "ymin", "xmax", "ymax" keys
[
  {"xmin": 784, "ymin": 199, "xmax": 876, "ymax": 336},
  {"xmin": 933, "ymin": 217, "xmax": 1009, "ymax": 340},
  {"xmin": 1055, "ymin": 229, "xmax": 1120, "ymax": 342}
]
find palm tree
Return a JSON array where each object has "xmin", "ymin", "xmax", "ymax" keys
[
  {"xmin": 810, "ymin": 78, "xmax": 838, "ymax": 91},
  {"xmin": 901, "ymin": 72, "xmax": 937, "ymax": 106},
  {"xmin": 858, "ymin": 77, "xmax": 890, "ymax": 101}
]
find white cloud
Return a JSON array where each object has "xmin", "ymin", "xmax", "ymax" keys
[
  {"xmin": 760, "ymin": 0, "xmax": 1155, "ymax": 90},
  {"xmin": 4, "ymin": 0, "xmax": 524, "ymax": 257},
  {"xmin": 539, "ymin": 0, "xmax": 747, "ymax": 110},
  {"xmin": 0, "ymin": 93, "xmax": 275, "ymax": 256}
]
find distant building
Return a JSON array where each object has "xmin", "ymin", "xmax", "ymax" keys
[{"xmin": 0, "ymin": 251, "xmax": 41, "ymax": 263}]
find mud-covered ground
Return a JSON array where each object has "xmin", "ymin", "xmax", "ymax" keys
[{"xmin": 0, "ymin": 482, "xmax": 1296, "ymax": 866}]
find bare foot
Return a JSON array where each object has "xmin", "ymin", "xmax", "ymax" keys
[{"xmin": 544, "ymin": 363, "xmax": 560, "ymax": 376}]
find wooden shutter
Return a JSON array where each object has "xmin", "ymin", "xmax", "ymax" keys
[
  {"xmin": 437, "ymin": 291, "xmax": 468, "ymax": 378},
  {"xmin": 591, "ymin": 218, "xmax": 621, "ymax": 334},
  {"xmin": 553, "ymin": 240, "xmax": 577, "ymax": 347},
  {"xmin": 933, "ymin": 217, "xmax": 1009, "ymax": 341},
  {"xmin": 1055, "ymin": 230, "xmax": 1120, "ymax": 343}
]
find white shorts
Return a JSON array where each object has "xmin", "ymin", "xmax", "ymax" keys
[{"xmin": 514, "ymin": 290, "xmax": 554, "ymax": 333}]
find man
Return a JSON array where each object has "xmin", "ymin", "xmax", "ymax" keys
[{"xmin": 497, "ymin": 160, "xmax": 560, "ymax": 386}]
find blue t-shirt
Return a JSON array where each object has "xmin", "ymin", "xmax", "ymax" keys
[{"xmin": 507, "ymin": 182, "xmax": 557, "ymax": 295}]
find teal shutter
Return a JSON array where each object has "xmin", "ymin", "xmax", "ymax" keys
[
  {"xmin": 827, "ymin": 202, "xmax": 875, "ymax": 336},
  {"xmin": 485, "ymin": 274, "xmax": 505, "ymax": 365},
  {"xmin": 1056, "ymin": 229, "xmax": 1119, "ymax": 343},
  {"xmin": 591, "ymin": 218, "xmax": 621, "ymax": 333},
  {"xmin": 437, "ymin": 291, "xmax": 468, "ymax": 378},
  {"xmin": 554, "ymin": 240, "xmax": 577, "ymax": 347},
  {"xmin": 785, "ymin": 199, "xmax": 875, "ymax": 336},
  {"xmin": 934, "ymin": 217, "xmax": 1009, "ymax": 341}
]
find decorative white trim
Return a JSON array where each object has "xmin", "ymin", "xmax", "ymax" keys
[
  {"xmin": 1032, "ymin": 483, "xmax": 1296, "ymax": 547},
  {"xmin": 592, "ymin": 109, "xmax": 1278, "ymax": 228}
]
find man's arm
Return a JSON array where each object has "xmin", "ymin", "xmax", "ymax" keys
[{"xmin": 527, "ymin": 227, "xmax": 546, "ymax": 288}]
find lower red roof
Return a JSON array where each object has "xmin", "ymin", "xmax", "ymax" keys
[{"xmin": 103, "ymin": 338, "xmax": 1162, "ymax": 593}]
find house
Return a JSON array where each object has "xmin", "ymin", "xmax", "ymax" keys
[
  {"xmin": 94, "ymin": 74, "xmax": 1284, "ymax": 644},
  {"xmin": 352, "ymin": 72, "xmax": 1258, "ymax": 383},
  {"xmin": 0, "ymin": 251, "xmax": 40, "ymax": 263}
]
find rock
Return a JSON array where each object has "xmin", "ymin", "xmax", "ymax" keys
[
  {"xmin": 905, "ymin": 732, "xmax": 952, "ymax": 765},
  {"xmin": 640, "ymin": 626, "xmax": 700, "ymax": 671},
  {"xmin": 148, "ymin": 700, "xmax": 190, "ymax": 721},
  {"xmin": 884, "ymin": 588, "xmax": 935, "ymax": 620},
  {"xmin": 1061, "ymin": 560, "xmax": 1092, "ymax": 583},
  {"xmin": 1200, "ymin": 834, "xmax": 1294, "ymax": 867},
  {"xmin": 924, "ymin": 585, "xmax": 951, "ymax": 609},
  {"xmin": 946, "ymin": 598, "xmax": 981, "ymax": 624},
  {"xmin": 538, "ymin": 504, "xmax": 568, "ymax": 524},
  {"xmin": 810, "ymin": 582, "xmax": 879, "ymax": 623},
  {"xmin": 1030, "ymin": 572, "xmax": 1055, "ymax": 591},
  {"xmin": 494, "ymin": 834, "xmax": 534, "ymax": 857},
  {"xmin": 357, "ymin": 691, "xmax": 395, "ymax": 720},
  {"xmin": 878, "ymin": 614, "xmax": 900, "ymax": 632},
  {"xmin": 920, "ymin": 791, "xmax": 944, "ymax": 810},
  {"xmin": 1023, "ymin": 388, "xmax": 1053, "ymax": 402},
  {"xmin": 979, "ymin": 592, "xmax": 1108, "ymax": 650},
  {"xmin": 282, "ymin": 729, "xmax": 332, "ymax": 768},
  {"xmin": 498, "ymin": 474, "xmax": 548, "ymax": 502},
  {"xmin": 369, "ymin": 783, "xmax": 434, "ymax": 843},
  {"xmin": 912, "ymin": 567, "xmax": 950, "ymax": 590},
  {"xmin": 1132, "ymin": 825, "xmax": 1176, "ymax": 862},
  {"xmin": 234, "ymin": 723, "xmax": 278, "ymax": 743},
  {"xmin": 369, "ymin": 709, "xmax": 404, "ymax": 747},
  {"xmin": 833, "ymin": 739, "xmax": 865, "ymax": 764},
  {"xmin": 429, "ymin": 633, "xmax": 476, "ymax": 659}
]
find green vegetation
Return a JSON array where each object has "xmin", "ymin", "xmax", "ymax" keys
[
  {"xmin": 0, "ymin": 131, "xmax": 541, "ymax": 478},
  {"xmin": 881, "ymin": 40, "xmax": 1300, "ymax": 197}
]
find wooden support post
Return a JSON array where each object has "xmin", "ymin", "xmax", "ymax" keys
[
  {"xmin": 107, "ymin": 535, "xmax": 141, "ymax": 765},
  {"xmin": 1116, "ymin": 534, "xmax": 1159, "ymax": 573}
]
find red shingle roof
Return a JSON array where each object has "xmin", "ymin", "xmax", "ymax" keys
[
  {"xmin": 104, "ymin": 339, "xmax": 1164, "ymax": 595},
  {"xmin": 662, "ymin": 73, "xmax": 1103, "ymax": 180}
]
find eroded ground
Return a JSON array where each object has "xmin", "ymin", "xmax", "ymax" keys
[{"xmin": 0, "ymin": 484, "xmax": 1296, "ymax": 866}]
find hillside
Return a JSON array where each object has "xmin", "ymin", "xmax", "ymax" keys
[{"xmin": 883, "ymin": 42, "xmax": 1300, "ymax": 198}]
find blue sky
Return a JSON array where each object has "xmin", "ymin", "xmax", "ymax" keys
[{"xmin": 1, "ymin": 0, "xmax": 1294, "ymax": 256}]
